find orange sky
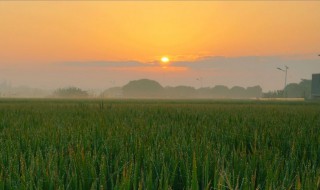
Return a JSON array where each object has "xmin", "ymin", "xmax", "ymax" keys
[
  {"xmin": 1, "ymin": 1, "xmax": 320, "ymax": 64},
  {"xmin": 0, "ymin": 1, "xmax": 320, "ymax": 91}
]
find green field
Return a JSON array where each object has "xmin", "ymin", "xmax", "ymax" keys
[{"xmin": 0, "ymin": 99, "xmax": 320, "ymax": 189}]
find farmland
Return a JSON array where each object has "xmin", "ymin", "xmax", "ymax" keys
[{"xmin": 0, "ymin": 99, "xmax": 320, "ymax": 189}]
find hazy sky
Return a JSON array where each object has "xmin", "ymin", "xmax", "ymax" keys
[{"xmin": 0, "ymin": 1, "xmax": 320, "ymax": 91}]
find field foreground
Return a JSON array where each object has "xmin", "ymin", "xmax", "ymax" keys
[{"xmin": 0, "ymin": 99, "xmax": 320, "ymax": 189}]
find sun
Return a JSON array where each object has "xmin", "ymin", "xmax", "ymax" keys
[{"xmin": 161, "ymin": 56, "xmax": 170, "ymax": 63}]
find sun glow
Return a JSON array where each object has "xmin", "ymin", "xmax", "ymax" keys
[
  {"xmin": 161, "ymin": 57, "xmax": 170, "ymax": 63},
  {"xmin": 160, "ymin": 56, "xmax": 170, "ymax": 69}
]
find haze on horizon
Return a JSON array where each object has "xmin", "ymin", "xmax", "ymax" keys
[{"xmin": 0, "ymin": 1, "xmax": 320, "ymax": 92}]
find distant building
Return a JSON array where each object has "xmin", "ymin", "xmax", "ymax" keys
[{"xmin": 312, "ymin": 74, "xmax": 320, "ymax": 99}]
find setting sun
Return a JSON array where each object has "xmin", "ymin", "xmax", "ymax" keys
[{"xmin": 161, "ymin": 57, "xmax": 170, "ymax": 63}]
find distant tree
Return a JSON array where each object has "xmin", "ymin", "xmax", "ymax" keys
[
  {"xmin": 246, "ymin": 85, "xmax": 262, "ymax": 98},
  {"xmin": 299, "ymin": 79, "xmax": 311, "ymax": 98},
  {"xmin": 53, "ymin": 87, "xmax": 89, "ymax": 98},
  {"xmin": 196, "ymin": 87, "xmax": 212, "ymax": 98},
  {"xmin": 230, "ymin": 86, "xmax": 246, "ymax": 98},
  {"xmin": 285, "ymin": 83, "xmax": 303, "ymax": 98},
  {"xmin": 100, "ymin": 87, "xmax": 123, "ymax": 98},
  {"xmin": 211, "ymin": 85, "xmax": 229, "ymax": 98},
  {"xmin": 263, "ymin": 79, "xmax": 311, "ymax": 99},
  {"xmin": 122, "ymin": 79, "xmax": 164, "ymax": 98},
  {"xmin": 284, "ymin": 80, "xmax": 311, "ymax": 98},
  {"xmin": 263, "ymin": 90, "xmax": 284, "ymax": 98},
  {"xmin": 165, "ymin": 86, "xmax": 196, "ymax": 98}
]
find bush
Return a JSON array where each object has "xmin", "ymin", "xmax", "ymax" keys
[{"xmin": 53, "ymin": 87, "xmax": 89, "ymax": 98}]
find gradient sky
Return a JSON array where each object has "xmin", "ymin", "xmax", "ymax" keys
[{"xmin": 1, "ymin": 1, "xmax": 320, "ymax": 91}]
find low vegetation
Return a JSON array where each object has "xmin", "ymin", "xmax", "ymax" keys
[
  {"xmin": 53, "ymin": 87, "xmax": 89, "ymax": 98},
  {"xmin": 0, "ymin": 99, "xmax": 319, "ymax": 189},
  {"xmin": 263, "ymin": 79, "xmax": 311, "ymax": 99},
  {"xmin": 119, "ymin": 79, "xmax": 263, "ymax": 99}
]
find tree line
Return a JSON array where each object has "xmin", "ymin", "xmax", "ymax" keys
[
  {"xmin": 5, "ymin": 78, "xmax": 310, "ymax": 99},
  {"xmin": 102, "ymin": 79, "xmax": 263, "ymax": 99},
  {"xmin": 262, "ymin": 79, "xmax": 311, "ymax": 99}
]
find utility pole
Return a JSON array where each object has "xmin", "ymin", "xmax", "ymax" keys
[{"xmin": 277, "ymin": 66, "xmax": 289, "ymax": 98}]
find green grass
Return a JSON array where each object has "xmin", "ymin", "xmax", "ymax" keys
[{"xmin": 0, "ymin": 99, "xmax": 320, "ymax": 189}]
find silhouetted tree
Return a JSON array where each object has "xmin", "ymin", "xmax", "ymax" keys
[
  {"xmin": 285, "ymin": 83, "xmax": 303, "ymax": 98},
  {"xmin": 100, "ymin": 87, "xmax": 123, "ymax": 98},
  {"xmin": 165, "ymin": 86, "xmax": 196, "ymax": 98},
  {"xmin": 299, "ymin": 79, "xmax": 311, "ymax": 98},
  {"xmin": 263, "ymin": 79, "xmax": 311, "ymax": 98},
  {"xmin": 230, "ymin": 86, "xmax": 246, "ymax": 98},
  {"xmin": 197, "ymin": 87, "xmax": 212, "ymax": 98},
  {"xmin": 122, "ymin": 79, "xmax": 164, "ymax": 98},
  {"xmin": 263, "ymin": 90, "xmax": 284, "ymax": 98},
  {"xmin": 212, "ymin": 85, "xmax": 229, "ymax": 98},
  {"xmin": 54, "ymin": 87, "xmax": 89, "ymax": 98},
  {"xmin": 246, "ymin": 86, "xmax": 262, "ymax": 98}
]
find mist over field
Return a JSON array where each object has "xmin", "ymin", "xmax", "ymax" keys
[
  {"xmin": 0, "ymin": 77, "xmax": 313, "ymax": 100},
  {"xmin": 1, "ymin": 56, "xmax": 319, "ymax": 98},
  {"xmin": 1, "ymin": 55, "xmax": 319, "ymax": 95}
]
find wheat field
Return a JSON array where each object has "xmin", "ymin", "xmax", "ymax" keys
[{"xmin": 0, "ymin": 99, "xmax": 319, "ymax": 189}]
